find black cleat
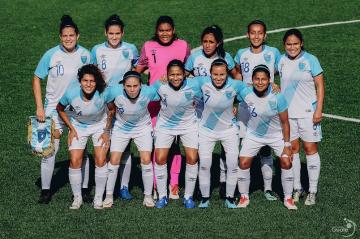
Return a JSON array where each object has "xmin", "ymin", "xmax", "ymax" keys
[
  {"xmin": 82, "ymin": 188, "xmax": 93, "ymax": 203},
  {"xmin": 219, "ymin": 182, "xmax": 226, "ymax": 199},
  {"xmin": 38, "ymin": 189, "xmax": 51, "ymax": 204}
]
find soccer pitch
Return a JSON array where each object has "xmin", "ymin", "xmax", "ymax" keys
[{"xmin": 0, "ymin": 0, "xmax": 359, "ymax": 238}]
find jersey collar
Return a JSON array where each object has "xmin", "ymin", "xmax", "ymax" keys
[{"xmin": 60, "ymin": 44, "xmax": 79, "ymax": 53}]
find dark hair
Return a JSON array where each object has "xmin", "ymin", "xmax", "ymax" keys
[
  {"xmin": 210, "ymin": 58, "xmax": 228, "ymax": 73},
  {"xmin": 59, "ymin": 15, "xmax": 79, "ymax": 35},
  {"xmin": 152, "ymin": 15, "xmax": 177, "ymax": 44},
  {"xmin": 122, "ymin": 71, "xmax": 142, "ymax": 84},
  {"xmin": 167, "ymin": 59, "xmax": 185, "ymax": 73},
  {"xmin": 252, "ymin": 64, "xmax": 270, "ymax": 79},
  {"xmin": 247, "ymin": 19, "xmax": 267, "ymax": 33},
  {"xmin": 201, "ymin": 25, "xmax": 225, "ymax": 58},
  {"xmin": 105, "ymin": 14, "xmax": 124, "ymax": 32},
  {"xmin": 78, "ymin": 64, "xmax": 106, "ymax": 94},
  {"xmin": 283, "ymin": 28, "xmax": 304, "ymax": 50}
]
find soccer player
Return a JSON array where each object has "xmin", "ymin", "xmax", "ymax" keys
[
  {"xmin": 237, "ymin": 65, "xmax": 296, "ymax": 210},
  {"xmin": 197, "ymin": 59, "xmax": 246, "ymax": 209},
  {"xmin": 103, "ymin": 71, "xmax": 159, "ymax": 208},
  {"xmin": 91, "ymin": 14, "xmax": 139, "ymax": 200},
  {"xmin": 185, "ymin": 25, "xmax": 241, "ymax": 198},
  {"xmin": 32, "ymin": 15, "xmax": 91, "ymax": 204},
  {"xmin": 278, "ymin": 29, "xmax": 324, "ymax": 206},
  {"xmin": 154, "ymin": 60, "xmax": 200, "ymax": 209},
  {"xmin": 56, "ymin": 64, "xmax": 111, "ymax": 209},
  {"xmin": 234, "ymin": 20, "xmax": 281, "ymax": 201},
  {"xmin": 135, "ymin": 16, "xmax": 191, "ymax": 199}
]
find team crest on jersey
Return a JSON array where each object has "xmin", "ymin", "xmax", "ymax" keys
[
  {"xmin": 122, "ymin": 50, "xmax": 129, "ymax": 59},
  {"xmin": 95, "ymin": 98, "xmax": 104, "ymax": 109},
  {"xmin": 81, "ymin": 56, "xmax": 88, "ymax": 64},
  {"xmin": 264, "ymin": 54, "xmax": 271, "ymax": 63},
  {"xmin": 298, "ymin": 62, "xmax": 306, "ymax": 71},
  {"xmin": 225, "ymin": 91, "xmax": 232, "ymax": 99},
  {"xmin": 37, "ymin": 129, "xmax": 46, "ymax": 143},
  {"xmin": 139, "ymin": 100, "xmax": 147, "ymax": 107},
  {"xmin": 185, "ymin": 92, "xmax": 192, "ymax": 100},
  {"xmin": 268, "ymin": 100, "xmax": 277, "ymax": 110}
]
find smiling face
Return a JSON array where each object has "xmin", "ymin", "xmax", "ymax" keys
[
  {"xmin": 210, "ymin": 65, "xmax": 228, "ymax": 87},
  {"xmin": 80, "ymin": 74, "xmax": 96, "ymax": 95},
  {"xmin": 247, "ymin": 23, "xmax": 266, "ymax": 50},
  {"xmin": 156, "ymin": 23, "xmax": 175, "ymax": 44},
  {"xmin": 124, "ymin": 77, "xmax": 141, "ymax": 98},
  {"xmin": 284, "ymin": 34, "xmax": 303, "ymax": 59},
  {"xmin": 60, "ymin": 27, "xmax": 79, "ymax": 52},
  {"xmin": 105, "ymin": 25, "xmax": 124, "ymax": 48},
  {"xmin": 168, "ymin": 66, "xmax": 185, "ymax": 88},
  {"xmin": 252, "ymin": 71, "xmax": 270, "ymax": 93},
  {"xmin": 202, "ymin": 33, "xmax": 218, "ymax": 57}
]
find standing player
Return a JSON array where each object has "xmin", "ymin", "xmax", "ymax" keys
[
  {"xmin": 56, "ymin": 64, "xmax": 111, "ymax": 209},
  {"xmin": 135, "ymin": 16, "xmax": 191, "ymax": 199},
  {"xmin": 91, "ymin": 14, "xmax": 139, "ymax": 200},
  {"xmin": 154, "ymin": 60, "xmax": 200, "ymax": 209},
  {"xmin": 237, "ymin": 65, "xmax": 296, "ymax": 210},
  {"xmin": 103, "ymin": 71, "xmax": 159, "ymax": 208},
  {"xmin": 32, "ymin": 15, "xmax": 91, "ymax": 204},
  {"xmin": 234, "ymin": 20, "xmax": 281, "ymax": 201},
  {"xmin": 197, "ymin": 59, "xmax": 247, "ymax": 209},
  {"xmin": 278, "ymin": 29, "xmax": 324, "ymax": 205}
]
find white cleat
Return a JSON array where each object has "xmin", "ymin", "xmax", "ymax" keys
[
  {"xmin": 305, "ymin": 193, "xmax": 316, "ymax": 206},
  {"xmin": 293, "ymin": 189, "xmax": 303, "ymax": 202},
  {"xmin": 237, "ymin": 196, "xmax": 250, "ymax": 208},
  {"xmin": 168, "ymin": 184, "xmax": 179, "ymax": 200},
  {"xmin": 143, "ymin": 195, "xmax": 155, "ymax": 208},
  {"xmin": 93, "ymin": 197, "xmax": 103, "ymax": 210},
  {"xmin": 153, "ymin": 189, "xmax": 158, "ymax": 200},
  {"xmin": 284, "ymin": 198, "xmax": 298, "ymax": 210},
  {"xmin": 102, "ymin": 195, "xmax": 114, "ymax": 208},
  {"xmin": 69, "ymin": 196, "xmax": 83, "ymax": 210}
]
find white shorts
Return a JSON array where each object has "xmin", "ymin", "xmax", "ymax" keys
[
  {"xmin": 69, "ymin": 121, "xmax": 105, "ymax": 150},
  {"xmin": 155, "ymin": 129, "xmax": 198, "ymax": 149},
  {"xmin": 289, "ymin": 118, "xmax": 322, "ymax": 142},
  {"xmin": 240, "ymin": 137, "xmax": 284, "ymax": 157},
  {"xmin": 110, "ymin": 129, "xmax": 153, "ymax": 152}
]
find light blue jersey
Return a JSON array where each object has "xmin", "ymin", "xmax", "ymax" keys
[
  {"xmin": 59, "ymin": 84, "xmax": 107, "ymax": 128},
  {"xmin": 278, "ymin": 51, "xmax": 323, "ymax": 118},
  {"xmin": 35, "ymin": 45, "xmax": 91, "ymax": 111},
  {"xmin": 197, "ymin": 76, "xmax": 247, "ymax": 133},
  {"xmin": 238, "ymin": 86, "xmax": 288, "ymax": 143},
  {"xmin": 234, "ymin": 45, "xmax": 281, "ymax": 84},
  {"xmin": 155, "ymin": 79, "xmax": 202, "ymax": 133},
  {"xmin": 185, "ymin": 50, "xmax": 235, "ymax": 76},
  {"xmin": 105, "ymin": 84, "xmax": 159, "ymax": 133},
  {"xmin": 91, "ymin": 41, "xmax": 138, "ymax": 86}
]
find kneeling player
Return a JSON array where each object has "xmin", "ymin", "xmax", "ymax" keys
[{"xmin": 237, "ymin": 65, "xmax": 297, "ymax": 210}]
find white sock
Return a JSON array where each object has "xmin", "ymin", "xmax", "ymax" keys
[
  {"xmin": 69, "ymin": 168, "xmax": 82, "ymax": 198},
  {"xmin": 226, "ymin": 166, "xmax": 239, "ymax": 198},
  {"xmin": 281, "ymin": 168, "xmax": 294, "ymax": 200},
  {"xmin": 238, "ymin": 168, "xmax": 250, "ymax": 197},
  {"xmin": 81, "ymin": 152, "xmax": 90, "ymax": 189},
  {"xmin": 141, "ymin": 163, "xmax": 153, "ymax": 196},
  {"xmin": 41, "ymin": 138, "xmax": 59, "ymax": 189},
  {"xmin": 106, "ymin": 162, "xmax": 119, "ymax": 195},
  {"xmin": 94, "ymin": 164, "xmax": 108, "ymax": 200},
  {"xmin": 199, "ymin": 161, "xmax": 211, "ymax": 198},
  {"xmin": 260, "ymin": 155, "xmax": 273, "ymax": 191},
  {"xmin": 184, "ymin": 163, "xmax": 198, "ymax": 200},
  {"xmin": 306, "ymin": 153, "xmax": 321, "ymax": 193},
  {"xmin": 155, "ymin": 163, "xmax": 167, "ymax": 198},
  {"xmin": 219, "ymin": 158, "xmax": 226, "ymax": 183},
  {"xmin": 120, "ymin": 151, "xmax": 132, "ymax": 189},
  {"xmin": 292, "ymin": 153, "xmax": 302, "ymax": 190}
]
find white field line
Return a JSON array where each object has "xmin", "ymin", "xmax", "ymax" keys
[{"xmin": 192, "ymin": 19, "xmax": 360, "ymax": 123}]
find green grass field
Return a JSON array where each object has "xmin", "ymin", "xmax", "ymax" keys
[{"xmin": 1, "ymin": 0, "xmax": 359, "ymax": 238}]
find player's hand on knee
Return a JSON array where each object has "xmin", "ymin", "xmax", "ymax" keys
[
  {"xmin": 98, "ymin": 132, "xmax": 110, "ymax": 148},
  {"xmin": 68, "ymin": 127, "xmax": 78, "ymax": 146}
]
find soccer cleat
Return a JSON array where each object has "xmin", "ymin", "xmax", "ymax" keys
[
  {"xmin": 168, "ymin": 184, "xmax": 179, "ymax": 200},
  {"xmin": 264, "ymin": 190, "xmax": 278, "ymax": 201},
  {"xmin": 143, "ymin": 195, "xmax": 155, "ymax": 208},
  {"xmin": 293, "ymin": 189, "xmax": 304, "ymax": 202},
  {"xmin": 82, "ymin": 188, "xmax": 93, "ymax": 203},
  {"xmin": 93, "ymin": 197, "xmax": 103, "ymax": 210},
  {"xmin": 198, "ymin": 198, "xmax": 210, "ymax": 208},
  {"xmin": 237, "ymin": 195, "xmax": 250, "ymax": 208},
  {"xmin": 225, "ymin": 197, "xmax": 237, "ymax": 209},
  {"xmin": 153, "ymin": 188, "xmax": 158, "ymax": 200},
  {"xmin": 102, "ymin": 195, "xmax": 114, "ymax": 208},
  {"xmin": 69, "ymin": 196, "xmax": 83, "ymax": 210},
  {"xmin": 284, "ymin": 198, "xmax": 298, "ymax": 210},
  {"xmin": 155, "ymin": 196, "xmax": 168, "ymax": 209},
  {"xmin": 38, "ymin": 189, "xmax": 51, "ymax": 204},
  {"xmin": 183, "ymin": 197, "xmax": 196, "ymax": 209},
  {"xmin": 119, "ymin": 186, "xmax": 133, "ymax": 200},
  {"xmin": 304, "ymin": 193, "xmax": 316, "ymax": 206},
  {"xmin": 219, "ymin": 182, "xmax": 226, "ymax": 199}
]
